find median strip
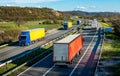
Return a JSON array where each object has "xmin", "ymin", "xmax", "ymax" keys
[{"xmin": 0, "ymin": 27, "xmax": 82, "ymax": 76}]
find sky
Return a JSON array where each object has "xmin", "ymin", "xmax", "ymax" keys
[{"xmin": 0, "ymin": 0, "xmax": 120, "ymax": 12}]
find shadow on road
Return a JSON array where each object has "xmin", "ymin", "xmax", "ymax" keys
[{"xmin": 80, "ymin": 28, "xmax": 101, "ymax": 76}]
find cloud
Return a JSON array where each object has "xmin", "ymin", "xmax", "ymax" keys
[
  {"xmin": 6, "ymin": 4, "xmax": 12, "ymax": 6},
  {"xmin": 75, "ymin": 6, "xmax": 87, "ymax": 11},
  {"xmin": 79, "ymin": 6, "xmax": 87, "ymax": 9},
  {"xmin": 75, "ymin": 5, "xmax": 97, "ymax": 11},
  {"xmin": 35, "ymin": 5, "xmax": 41, "ymax": 8}
]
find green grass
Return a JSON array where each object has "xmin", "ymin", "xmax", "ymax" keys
[
  {"xmin": 72, "ymin": 20, "xmax": 77, "ymax": 25},
  {"xmin": 0, "ymin": 42, "xmax": 53, "ymax": 75},
  {"xmin": 100, "ymin": 22, "xmax": 111, "ymax": 27},
  {"xmin": 26, "ymin": 24, "xmax": 60, "ymax": 29},
  {"xmin": 0, "ymin": 22, "xmax": 27, "ymax": 30},
  {"xmin": 101, "ymin": 33, "xmax": 120, "ymax": 59},
  {"xmin": 0, "ymin": 63, "xmax": 17, "ymax": 74},
  {"xmin": 0, "ymin": 21, "xmax": 61, "ymax": 30},
  {"xmin": 102, "ymin": 41, "xmax": 120, "ymax": 59}
]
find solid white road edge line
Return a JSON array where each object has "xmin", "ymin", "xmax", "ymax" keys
[
  {"xmin": 69, "ymin": 30, "xmax": 98, "ymax": 76},
  {"xmin": 17, "ymin": 53, "xmax": 52, "ymax": 76},
  {"xmin": 42, "ymin": 29, "xmax": 98, "ymax": 76},
  {"xmin": 42, "ymin": 65, "xmax": 55, "ymax": 76}
]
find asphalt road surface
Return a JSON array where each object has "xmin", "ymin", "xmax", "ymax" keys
[
  {"xmin": 0, "ymin": 25, "xmax": 80, "ymax": 65},
  {"xmin": 18, "ymin": 27, "xmax": 103, "ymax": 76}
]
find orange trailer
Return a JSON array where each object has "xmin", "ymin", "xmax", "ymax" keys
[{"xmin": 53, "ymin": 34, "xmax": 83, "ymax": 65}]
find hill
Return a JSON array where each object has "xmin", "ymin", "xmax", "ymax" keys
[
  {"xmin": 1, "ymin": 6, "xmax": 120, "ymax": 21},
  {"xmin": 64, "ymin": 11, "xmax": 120, "ymax": 17},
  {"xmin": 0, "ymin": 6, "xmax": 67, "ymax": 21}
]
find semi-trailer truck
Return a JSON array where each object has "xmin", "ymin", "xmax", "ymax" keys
[
  {"xmin": 77, "ymin": 20, "xmax": 81, "ymax": 25},
  {"xmin": 63, "ymin": 22, "xmax": 72, "ymax": 30},
  {"xmin": 91, "ymin": 19, "xmax": 98, "ymax": 29},
  {"xmin": 19, "ymin": 28, "xmax": 45, "ymax": 46},
  {"xmin": 53, "ymin": 34, "xmax": 83, "ymax": 66}
]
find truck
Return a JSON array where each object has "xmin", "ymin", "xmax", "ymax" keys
[
  {"xmin": 63, "ymin": 22, "xmax": 72, "ymax": 30},
  {"xmin": 91, "ymin": 19, "xmax": 98, "ymax": 29},
  {"xmin": 105, "ymin": 27, "xmax": 112, "ymax": 32},
  {"xmin": 77, "ymin": 20, "xmax": 81, "ymax": 25},
  {"xmin": 19, "ymin": 28, "xmax": 45, "ymax": 46},
  {"xmin": 53, "ymin": 34, "xmax": 83, "ymax": 66}
]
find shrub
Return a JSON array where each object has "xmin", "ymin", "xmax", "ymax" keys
[{"xmin": 0, "ymin": 29, "xmax": 21, "ymax": 45}]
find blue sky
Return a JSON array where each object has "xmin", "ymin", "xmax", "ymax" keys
[{"xmin": 0, "ymin": 0, "xmax": 120, "ymax": 12}]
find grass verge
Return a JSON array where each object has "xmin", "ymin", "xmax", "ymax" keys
[
  {"xmin": 101, "ymin": 33, "xmax": 120, "ymax": 59},
  {"xmin": 0, "ymin": 21, "xmax": 61, "ymax": 30},
  {"xmin": 100, "ymin": 22, "xmax": 111, "ymax": 27},
  {"xmin": 101, "ymin": 32, "xmax": 120, "ymax": 75},
  {"xmin": 0, "ymin": 42, "xmax": 53, "ymax": 76}
]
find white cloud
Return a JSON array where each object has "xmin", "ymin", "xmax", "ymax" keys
[
  {"xmin": 6, "ymin": 4, "xmax": 12, "ymax": 6},
  {"xmin": 75, "ymin": 6, "xmax": 87, "ymax": 11},
  {"xmin": 75, "ymin": 5, "xmax": 97, "ymax": 11},
  {"xmin": 6, "ymin": 4, "xmax": 16, "ymax": 6},
  {"xmin": 80, "ymin": 6, "xmax": 87, "ymax": 9},
  {"xmin": 36, "ymin": 5, "xmax": 41, "ymax": 8}
]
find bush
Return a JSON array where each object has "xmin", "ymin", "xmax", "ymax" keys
[
  {"xmin": 4, "ymin": 29, "xmax": 21, "ymax": 41},
  {"xmin": 0, "ymin": 33, "xmax": 11, "ymax": 45},
  {"xmin": 111, "ymin": 20, "xmax": 120, "ymax": 37},
  {"xmin": 0, "ymin": 29, "xmax": 21, "ymax": 45},
  {"xmin": 43, "ymin": 20, "xmax": 52, "ymax": 24}
]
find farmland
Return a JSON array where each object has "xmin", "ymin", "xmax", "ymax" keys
[
  {"xmin": 0, "ymin": 21, "xmax": 62, "ymax": 45},
  {"xmin": 0, "ymin": 21, "xmax": 62, "ymax": 30}
]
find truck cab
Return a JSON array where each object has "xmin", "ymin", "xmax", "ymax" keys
[{"xmin": 19, "ymin": 31, "xmax": 30, "ymax": 46}]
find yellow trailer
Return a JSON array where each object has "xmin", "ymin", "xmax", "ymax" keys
[
  {"xmin": 19, "ymin": 28, "xmax": 45, "ymax": 45},
  {"xmin": 30, "ymin": 28, "xmax": 45, "ymax": 41},
  {"xmin": 68, "ymin": 22, "xmax": 72, "ymax": 28},
  {"xmin": 64, "ymin": 22, "xmax": 73, "ymax": 30}
]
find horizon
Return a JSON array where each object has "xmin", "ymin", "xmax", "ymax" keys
[{"xmin": 0, "ymin": 0, "xmax": 120, "ymax": 12}]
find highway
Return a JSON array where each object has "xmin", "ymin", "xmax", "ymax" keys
[
  {"xmin": 18, "ymin": 26, "xmax": 103, "ymax": 76},
  {"xmin": 0, "ymin": 25, "xmax": 79, "ymax": 65}
]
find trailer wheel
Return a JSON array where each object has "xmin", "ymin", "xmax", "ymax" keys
[
  {"xmin": 70, "ymin": 60, "xmax": 73, "ymax": 64},
  {"xmin": 79, "ymin": 51, "xmax": 81, "ymax": 55}
]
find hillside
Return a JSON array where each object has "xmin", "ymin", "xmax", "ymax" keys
[
  {"xmin": 1, "ymin": 6, "xmax": 120, "ymax": 21},
  {"xmin": 64, "ymin": 11, "xmax": 120, "ymax": 17},
  {"xmin": 0, "ymin": 6, "xmax": 67, "ymax": 21}
]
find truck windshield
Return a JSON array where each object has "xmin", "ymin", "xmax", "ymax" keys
[{"xmin": 20, "ymin": 36, "xmax": 27, "ymax": 40}]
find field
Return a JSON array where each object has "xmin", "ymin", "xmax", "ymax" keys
[
  {"xmin": 100, "ymin": 22, "xmax": 111, "ymax": 27},
  {"xmin": 0, "ymin": 21, "xmax": 62, "ymax": 45},
  {"xmin": 0, "ymin": 21, "xmax": 62, "ymax": 30},
  {"xmin": 102, "ymin": 38, "xmax": 120, "ymax": 59}
]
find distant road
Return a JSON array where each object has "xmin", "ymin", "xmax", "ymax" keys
[{"xmin": 18, "ymin": 27, "xmax": 103, "ymax": 76}]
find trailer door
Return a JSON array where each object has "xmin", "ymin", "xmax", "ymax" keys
[{"xmin": 54, "ymin": 44, "xmax": 68, "ymax": 62}]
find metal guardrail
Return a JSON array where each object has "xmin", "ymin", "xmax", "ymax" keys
[
  {"xmin": 1, "ymin": 29, "xmax": 78, "ymax": 76},
  {"xmin": 94, "ymin": 27, "xmax": 105, "ymax": 76},
  {"xmin": 3, "ymin": 47, "xmax": 52, "ymax": 76},
  {"xmin": 0, "ymin": 44, "xmax": 9, "ymax": 48}
]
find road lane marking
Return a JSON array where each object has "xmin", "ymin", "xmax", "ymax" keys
[
  {"xmin": 42, "ymin": 65, "xmax": 55, "ymax": 76},
  {"xmin": 69, "ymin": 30, "xmax": 98, "ymax": 76},
  {"xmin": 17, "ymin": 53, "xmax": 52, "ymax": 76},
  {"xmin": 42, "ymin": 29, "xmax": 98, "ymax": 76}
]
